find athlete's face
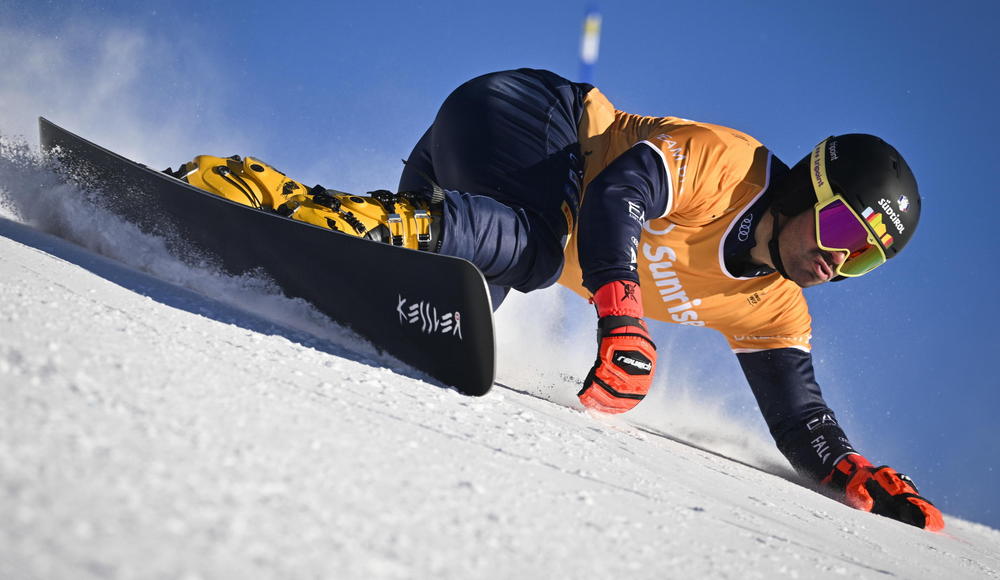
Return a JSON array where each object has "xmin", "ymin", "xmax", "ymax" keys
[{"xmin": 779, "ymin": 210, "xmax": 849, "ymax": 288}]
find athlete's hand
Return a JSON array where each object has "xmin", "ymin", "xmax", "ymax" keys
[
  {"xmin": 578, "ymin": 280, "xmax": 657, "ymax": 414},
  {"xmin": 824, "ymin": 454, "xmax": 944, "ymax": 531}
]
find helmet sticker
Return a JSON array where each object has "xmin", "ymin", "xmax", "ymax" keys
[
  {"xmin": 877, "ymin": 198, "xmax": 906, "ymax": 234},
  {"xmin": 862, "ymin": 206, "xmax": 895, "ymax": 248},
  {"xmin": 897, "ymin": 195, "xmax": 910, "ymax": 212}
]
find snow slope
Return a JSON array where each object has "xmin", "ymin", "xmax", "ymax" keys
[{"xmin": 2, "ymin": 144, "xmax": 1000, "ymax": 579}]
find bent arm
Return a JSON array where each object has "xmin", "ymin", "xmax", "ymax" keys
[{"xmin": 575, "ymin": 143, "xmax": 669, "ymax": 412}]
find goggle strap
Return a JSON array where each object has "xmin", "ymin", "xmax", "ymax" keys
[{"xmin": 810, "ymin": 138, "xmax": 836, "ymax": 203}]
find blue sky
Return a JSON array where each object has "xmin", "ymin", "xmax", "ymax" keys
[{"xmin": 2, "ymin": 1, "xmax": 998, "ymax": 529}]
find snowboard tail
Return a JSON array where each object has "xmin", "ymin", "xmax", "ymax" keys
[{"xmin": 38, "ymin": 117, "xmax": 495, "ymax": 396}]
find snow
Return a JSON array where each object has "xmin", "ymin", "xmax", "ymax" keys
[{"xmin": 2, "ymin": 141, "xmax": 1000, "ymax": 579}]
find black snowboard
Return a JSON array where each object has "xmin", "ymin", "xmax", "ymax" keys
[{"xmin": 38, "ymin": 117, "xmax": 495, "ymax": 396}]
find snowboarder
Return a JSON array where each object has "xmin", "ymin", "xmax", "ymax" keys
[
  {"xmin": 387, "ymin": 68, "xmax": 943, "ymax": 531},
  {"xmin": 171, "ymin": 68, "xmax": 941, "ymax": 531}
]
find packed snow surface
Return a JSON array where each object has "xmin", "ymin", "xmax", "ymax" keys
[{"xmin": 2, "ymin": 142, "xmax": 1000, "ymax": 579}]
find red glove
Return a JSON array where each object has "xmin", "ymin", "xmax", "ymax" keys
[
  {"xmin": 823, "ymin": 454, "xmax": 944, "ymax": 531},
  {"xmin": 578, "ymin": 280, "xmax": 657, "ymax": 414}
]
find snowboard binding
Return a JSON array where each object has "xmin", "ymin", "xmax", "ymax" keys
[{"xmin": 165, "ymin": 155, "xmax": 442, "ymax": 251}]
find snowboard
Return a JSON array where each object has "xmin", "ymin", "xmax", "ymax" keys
[{"xmin": 38, "ymin": 117, "xmax": 495, "ymax": 396}]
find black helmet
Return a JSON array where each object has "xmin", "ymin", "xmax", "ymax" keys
[{"xmin": 772, "ymin": 134, "xmax": 921, "ymax": 259}]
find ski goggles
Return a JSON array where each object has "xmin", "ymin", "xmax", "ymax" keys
[{"xmin": 810, "ymin": 139, "xmax": 887, "ymax": 277}]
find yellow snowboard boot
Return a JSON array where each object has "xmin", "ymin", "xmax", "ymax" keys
[{"xmin": 166, "ymin": 154, "xmax": 442, "ymax": 251}]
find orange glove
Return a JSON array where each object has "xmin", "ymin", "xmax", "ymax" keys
[
  {"xmin": 823, "ymin": 454, "xmax": 944, "ymax": 531},
  {"xmin": 578, "ymin": 280, "xmax": 656, "ymax": 414}
]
